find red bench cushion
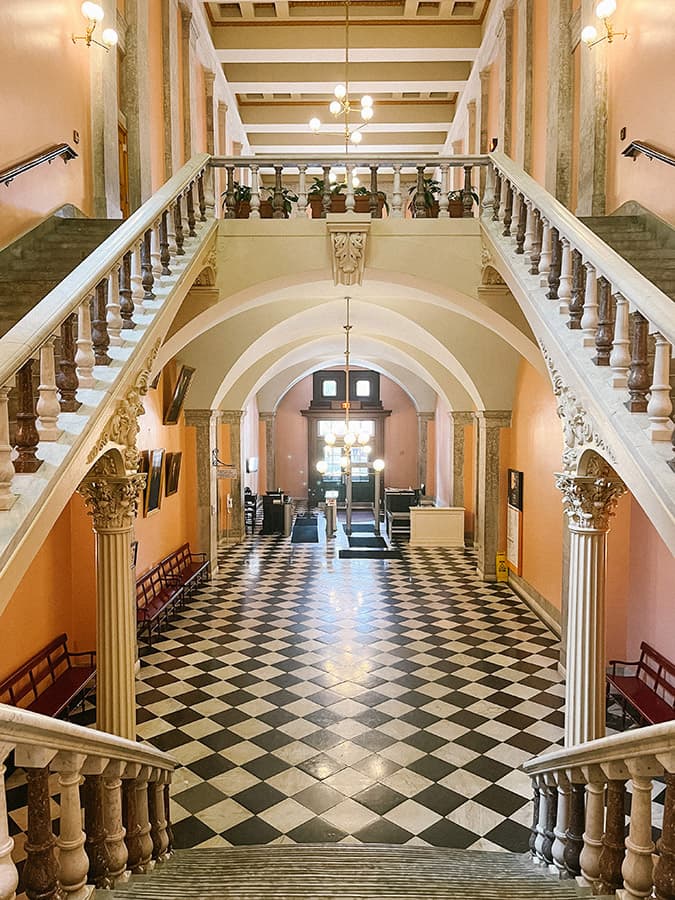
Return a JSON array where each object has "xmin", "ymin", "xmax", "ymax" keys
[
  {"xmin": 608, "ymin": 674, "xmax": 675, "ymax": 724},
  {"xmin": 29, "ymin": 666, "xmax": 95, "ymax": 718}
]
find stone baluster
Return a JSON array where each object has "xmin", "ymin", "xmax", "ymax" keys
[
  {"xmin": 164, "ymin": 781, "xmax": 174, "ymax": 856},
  {"xmin": 654, "ymin": 773, "xmax": 675, "ymax": 900},
  {"xmin": 14, "ymin": 357, "xmax": 43, "ymax": 473},
  {"xmin": 106, "ymin": 264, "xmax": 123, "ymax": 346},
  {"xmin": 648, "ymin": 332, "xmax": 674, "ymax": 442},
  {"xmin": 598, "ymin": 779, "xmax": 627, "ymax": 894},
  {"xmin": 622, "ymin": 765, "xmax": 657, "ymax": 900},
  {"xmin": 272, "ymin": 166, "xmax": 285, "ymax": 218},
  {"xmin": 0, "ymin": 383, "xmax": 16, "ymax": 510},
  {"xmin": 76, "ymin": 298, "xmax": 96, "ymax": 388},
  {"xmin": 346, "ymin": 165, "xmax": 355, "ymax": 213},
  {"xmin": 610, "ymin": 292, "xmax": 631, "ymax": 388},
  {"xmin": 52, "ymin": 751, "xmax": 90, "ymax": 900},
  {"xmin": 249, "ymin": 164, "xmax": 261, "ymax": 219},
  {"xmin": 567, "ymin": 249, "xmax": 584, "ymax": 330},
  {"xmin": 415, "ymin": 166, "xmax": 427, "ymax": 218},
  {"xmin": 502, "ymin": 182, "xmax": 513, "ymax": 236},
  {"xmin": 297, "ymin": 164, "xmax": 307, "ymax": 217},
  {"xmin": 148, "ymin": 773, "xmax": 169, "ymax": 863},
  {"xmin": 542, "ymin": 777, "xmax": 558, "ymax": 866},
  {"xmin": 462, "ymin": 165, "xmax": 474, "ymax": 217},
  {"xmin": 551, "ymin": 771, "xmax": 571, "ymax": 877},
  {"xmin": 515, "ymin": 194, "xmax": 527, "ymax": 254},
  {"xmin": 57, "ymin": 313, "xmax": 81, "ymax": 411},
  {"xmin": 523, "ymin": 201, "xmax": 535, "ymax": 256},
  {"xmin": 123, "ymin": 767, "xmax": 153, "ymax": 874},
  {"xmin": 547, "ymin": 228, "xmax": 561, "ymax": 300},
  {"xmin": 509, "ymin": 187, "xmax": 520, "ymax": 239},
  {"xmin": 593, "ymin": 276, "xmax": 614, "ymax": 366},
  {"xmin": 625, "ymin": 311, "xmax": 650, "ymax": 412},
  {"xmin": 557, "ymin": 238, "xmax": 573, "ymax": 312},
  {"xmin": 438, "ymin": 163, "xmax": 450, "ymax": 217},
  {"xmin": 564, "ymin": 779, "xmax": 585, "ymax": 878},
  {"xmin": 539, "ymin": 219, "xmax": 552, "ymax": 286},
  {"xmin": 92, "ymin": 280, "xmax": 112, "ymax": 367},
  {"xmin": 492, "ymin": 169, "xmax": 502, "ymax": 221},
  {"xmin": 36, "ymin": 336, "xmax": 62, "ymax": 442},
  {"xmin": 167, "ymin": 208, "xmax": 178, "ymax": 257},
  {"xmin": 533, "ymin": 775, "xmax": 547, "ymax": 863},
  {"xmin": 369, "ymin": 166, "xmax": 381, "ymax": 218},
  {"xmin": 224, "ymin": 167, "xmax": 236, "ymax": 220},
  {"xmin": 23, "ymin": 766, "xmax": 59, "ymax": 900},
  {"xmin": 322, "ymin": 165, "xmax": 331, "ymax": 218},
  {"xmin": 529, "ymin": 779, "xmax": 540, "ymax": 860},
  {"xmin": 159, "ymin": 214, "xmax": 171, "ymax": 277},
  {"xmin": 130, "ymin": 242, "xmax": 144, "ymax": 312},
  {"xmin": 174, "ymin": 197, "xmax": 186, "ymax": 256},
  {"xmin": 186, "ymin": 182, "xmax": 197, "ymax": 235},
  {"xmin": 150, "ymin": 222, "xmax": 162, "ymax": 278},
  {"xmin": 83, "ymin": 773, "xmax": 108, "ymax": 887},
  {"xmin": 122, "ymin": 771, "xmax": 142, "ymax": 873},
  {"xmin": 197, "ymin": 173, "xmax": 207, "ymax": 221},
  {"xmin": 580, "ymin": 773, "xmax": 605, "ymax": 890},
  {"xmin": 0, "ymin": 747, "xmax": 19, "ymax": 900},
  {"xmin": 119, "ymin": 253, "xmax": 135, "ymax": 330},
  {"xmin": 529, "ymin": 208, "xmax": 542, "ymax": 274},
  {"xmin": 580, "ymin": 263, "xmax": 599, "ymax": 347},
  {"xmin": 391, "ymin": 165, "xmax": 403, "ymax": 218},
  {"xmin": 102, "ymin": 761, "xmax": 129, "ymax": 886},
  {"xmin": 141, "ymin": 230, "xmax": 155, "ymax": 302}
]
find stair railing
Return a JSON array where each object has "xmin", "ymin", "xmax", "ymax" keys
[
  {"xmin": 484, "ymin": 151, "xmax": 675, "ymax": 476},
  {"xmin": 0, "ymin": 143, "xmax": 78, "ymax": 187},
  {"xmin": 522, "ymin": 720, "xmax": 675, "ymax": 899},
  {"xmin": 0, "ymin": 703, "xmax": 176, "ymax": 899},
  {"xmin": 622, "ymin": 141, "xmax": 675, "ymax": 167}
]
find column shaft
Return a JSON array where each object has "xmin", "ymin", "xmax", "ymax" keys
[{"xmin": 475, "ymin": 411, "xmax": 511, "ymax": 581}]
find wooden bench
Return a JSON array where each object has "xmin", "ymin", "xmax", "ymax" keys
[
  {"xmin": 136, "ymin": 566, "xmax": 184, "ymax": 647},
  {"xmin": 0, "ymin": 634, "xmax": 95, "ymax": 718},
  {"xmin": 159, "ymin": 543, "xmax": 210, "ymax": 599},
  {"xmin": 607, "ymin": 641, "xmax": 675, "ymax": 728}
]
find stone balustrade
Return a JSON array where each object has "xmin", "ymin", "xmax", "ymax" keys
[
  {"xmin": 522, "ymin": 721, "xmax": 675, "ymax": 899},
  {"xmin": 0, "ymin": 704, "xmax": 175, "ymax": 899}
]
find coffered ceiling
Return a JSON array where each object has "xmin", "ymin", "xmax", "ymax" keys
[{"xmin": 203, "ymin": 0, "xmax": 491, "ymax": 155}]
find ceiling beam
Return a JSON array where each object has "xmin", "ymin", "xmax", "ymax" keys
[
  {"xmin": 228, "ymin": 80, "xmax": 468, "ymax": 93},
  {"xmin": 216, "ymin": 47, "xmax": 479, "ymax": 63}
]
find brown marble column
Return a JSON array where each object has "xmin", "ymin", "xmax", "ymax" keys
[
  {"xmin": 219, "ymin": 410, "xmax": 245, "ymax": 541},
  {"xmin": 184, "ymin": 409, "xmax": 219, "ymax": 575},
  {"xmin": 474, "ymin": 411, "xmax": 511, "ymax": 582},
  {"xmin": 417, "ymin": 412, "xmax": 435, "ymax": 494},
  {"xmin": 498, "ymin": 1, "xmax": 515, "ymax": 157},
  {"xmin": 259, "ymin": 412, "xmax": 276, "ymax": 492}
]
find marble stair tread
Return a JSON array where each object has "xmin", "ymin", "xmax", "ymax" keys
[{"xmin": 100, "ymin": 846, "xmax": 586, "ymax": 898}]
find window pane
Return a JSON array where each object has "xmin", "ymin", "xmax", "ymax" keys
[
  {"xmin": 318, "ymin": 420, "xmax": 348, "ymax": 437},
  {"xmin": 322, "ymin": 379, "xmax": 337, "ymax": 397},
  {"xmin": 352, "ymin": 467, "xmax": 370, "ymax": 481},
  {"xmin": 355, "ymin": 379, "xmax": 371, "ymax": 397}
]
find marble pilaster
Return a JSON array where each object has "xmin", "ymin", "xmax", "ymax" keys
[
  {"xmin": 203, "ymin": 69, "xmax": 216, "ymax": 155},
  {"xmin": 219, "ymin": 410, "xmax": 245, "ymax": 541},
  {"xmin": 576, "ymin": 0, "xmax": 608, "ymax": 215},
  {"xmin": 498, "ymin": 2, "xmax": 515, "ymax": 157},
  {"xmin": 417, "ymin": 412, "xmax": 435, "ymax": 494},
  {"xmin": 545, "ymin": 0, "xmax": 574, "ymax": 207},
  {"xmin": 161, "ymin": 0, "xmax": 181, "ymax": 180},
  {"xmin": 91, "ymin": 0, "xmax": 120, "ymax": 217},
  {"xmin": 184, "ymin": 409, "xmax": 219, "ymax": 575},
  {"xmin": 448, "ymin": 411, "xmax": 473, "ymax": 510},
  {"xmin": 259, "ymin": 412, "xmax": 277, "ymax": 492},
  {"xmin": 179, "ymin": 3, "xmax": 193, "ymax": 162},
  {"xmin": 474, "ymin": 411, "xmax": 511, "ymax": 581},
  {"xmin": 478, "ymin": 67, "xmax": 491, "ymax": 196},
  {"xmin": 467, "ymin": 100, "xmax": 477, "ymax": 155},
  {"xmin": 515, "ymin": 0, "xmax": 534, "ymax": 173},
  {"xmin": 123, "ymin": 0, "xmax": 153, "ymax": 208}
]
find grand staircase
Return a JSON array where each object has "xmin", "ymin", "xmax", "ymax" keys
[{"xmin": 99, "ymin": 846, "xmax": 585, "ymax": 899}]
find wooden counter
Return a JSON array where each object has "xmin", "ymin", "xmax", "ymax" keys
[{"xmin": 409, "ymin": 507, "xmax": 465, "ymax": 547}]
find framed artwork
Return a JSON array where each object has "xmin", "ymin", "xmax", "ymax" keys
[
  {"xmin": 508, "ymin": 469, "xmax": 523, "ymax": 511},
  {"xmin": 130, "ymin": 540, "xmax": 139, "ymax": 568},
  {"xmin": 165, "ymin": 451, "xmax": 182, "ymax": 497},
  {"xmin": 163, "ymin": 366, "xmax": 196, "ymax": 425},
  {"xmin": 143, "ymin": 448, "xmax": 165, "ymax": 516},
  {"xmin": 506, "ymin": 469, "xmax": 523, "ymax": 575}
]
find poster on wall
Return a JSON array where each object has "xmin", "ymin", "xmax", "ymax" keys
[{"xmin": 506, "ymin": 468, "xmax": 523, "ymax": 575}]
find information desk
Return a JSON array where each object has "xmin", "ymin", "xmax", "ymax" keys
[{"xmin": 410, "ymin": 507, "xmax": 465, "ymax": 547}]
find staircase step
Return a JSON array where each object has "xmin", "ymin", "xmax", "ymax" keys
[{"xmin": 101, "ymin": 847, "xmax": 586, "ymax": 899}]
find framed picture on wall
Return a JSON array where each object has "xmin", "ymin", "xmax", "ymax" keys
[
  {"xmin": 130, "ymin": 540, "xmax": 139, "ymax": 569},
  {"xmin": 143, "ymin": 448, "xmax": 165, "ymax": 516},
  {"xmin": 165, "ymin": 451, "xmax": 182, "ymax": 497},
  {"xmin": 163, "ymin": 366, "xmax": 196, "ymax": 425},
  {"xmin": 506, "ymin": 469, "xmax": 523, "ymax": 575}
]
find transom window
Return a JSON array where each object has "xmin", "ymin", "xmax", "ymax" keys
[
  {"xmin": 318, "ymin": 420, "xmax": 375, "ymax": 438},
  {"xmin": 322, "ymin": 379, "xmax": 337, "ymax": 397},
  {"xmin": 355, "ymin": 379, "xmax": 371, "ymax": 398}
]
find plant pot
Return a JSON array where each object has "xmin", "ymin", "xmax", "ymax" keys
[
  {"xmin": 354, "ymin": 195, "xmax": 386, "ymax": 215},
  {"xmin": 409, "ymin": 200, "xmax": 440, "ymax": 218},
  {"xmin": 235, "ymin": 201, "xmax": 250, "ymax": 219},
  {"xmin": 309, "ymin": 195, "xmax": 347, "ymax": 217},
  {"xmin": 259, "ymin": 200, "xmax": 274, "ymax": 219},
  {"xmin": 448, "ymin": 199, "xmax": 464, "ymax": 218}
]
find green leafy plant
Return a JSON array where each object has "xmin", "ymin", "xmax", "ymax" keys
[
  {"xmin": 308, "ymin": 177, "xmax": 346, "ymax": 196},
  {"xmin": 448, "ymin": 188, "xmax": 480, "ymax": 207},
  {"xmin": 221, "ymin": 181, "xmax": 251, "ymax": 209},
  {"xmin": 261, "ymin": 186, "xmax": 299, "ymax": 216},
  {"xmin": 408, "ymin": 177, "xmax": 441, "ymax": 210},
  {"xmin": 354, "ymin": 185, "xmax": 390, "ymax": 213}
]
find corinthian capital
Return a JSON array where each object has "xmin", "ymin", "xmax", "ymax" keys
[
  {"xmin": 555, "ymin": 472, "xmax": 626, "ymax": 532},
  {"xmin": 79, "ymin": 473, "xmax": 146, "ymax": 532}
]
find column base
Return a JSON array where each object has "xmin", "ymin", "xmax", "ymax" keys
[{"xmin": 476, "ymin": 565, "xmax": 497, "ymax": 583}]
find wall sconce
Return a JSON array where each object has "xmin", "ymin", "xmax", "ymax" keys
[
  {"xmin": 72, "ymin": 2, "xmax": 118, "ymax": 50},
  {"xmin": 582, "ymin": 0, "xmax": 628, "ymax": 48}
]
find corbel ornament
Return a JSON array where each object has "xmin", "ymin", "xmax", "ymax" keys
[
  {"xmin": 540, "ymin": 342, "xmax": 614, "ymax": 472},
  {"xmin": 327, "ymin": 217, "xmax": 371, "ymax": 287},
  {"xmin": 480, "ymin": 243, "xmax": 506, "ymax": 285},
  {"xmin": 87, "ymin": 340, "xmax": 161, "ymax": 472},
  {"xmin": 555, "ymin": 467, "xmax": 626, "ymax": 532}
]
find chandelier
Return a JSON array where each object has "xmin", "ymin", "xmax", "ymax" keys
[{"xmin": 308, "ymin": 0, "xmax": 374, "ymax": 148}]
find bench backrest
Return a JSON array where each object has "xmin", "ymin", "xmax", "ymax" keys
[
  {"xmin": 0, "ymin": 634, "xmax": 72, "ymax": 708},
  {"xmin": 637, "ymin": 641, "xmax": 675, "ymax": 709},
  {"xmin": 136, "ymin": 567, "xmax": 166, "ymax": 608}
]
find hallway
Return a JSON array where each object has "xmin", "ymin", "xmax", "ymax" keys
[{"xmin": 137, "ymin": 534, "xmax": 565, "ymax": 850}]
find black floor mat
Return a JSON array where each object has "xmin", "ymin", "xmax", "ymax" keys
[
  {"xmin": 291, "ymin": 523, "xmax": 319, "ymax": 543},
  {"xmin": 348, "ymin": 535, "xmax": 387, "ymax": 549}
]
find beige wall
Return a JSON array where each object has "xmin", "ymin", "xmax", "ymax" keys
[
  {"xmin": 242, "ymin": 395, "xmax": 261, "ymax": 494},
  {"xmin": 275, "ymin": 377, "xmax": 312, "ymax": 499},
  {"xmin": 380, "ymin": 379, "xmax": 418, "ymax": 490}
]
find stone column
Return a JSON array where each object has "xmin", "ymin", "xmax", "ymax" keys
[
  {"xmin": 448, "ymin": 411, "xmax": 473, "ymax": 508},
  {"xmin": 515, "ymin": 0, "xmax": 534, "ymax": 172},
  {"xmin": 498, "ymin": 1, "xmax": 515, "ymax": 157},
  {"xmin": 577, "ymin": 0, "xmax": 608, "ymax": 215},
  {"xmin": 259, "ymin": 412, "xmax": 276, "ymax": 492},
  {"xmin": 161, "ymin": 0, "xmax": 181, "ymax": 180},
  {"xmin": 219, "ymin": 410, "xmax": 244, "ymax": 541},
  {"xmin": 556, "ymin": 466, "xmax": 626, "ymax": 746},
  {"xmin": 123, "ymin": 0, "xmax": 153, "ymax": 207},
  {"xmin": 467, "ymin": 100, "xmax": 477, "ymax": 155},
  {"xmin": 78, "ymin": 464, "xmax": 146, "ymax": 741},
  {"xmin": 474, "ymin": 411, "xmax": 511, "ymax": 581},
  {"xmin": 179, "ymin": 3, "xmax": 193, "ymax": 162},
  {"xmin": 91, "ymin": 0, "xmax": 120, "ymax": 217},
  {"xmin": 417, "ymin": 412, "xmax": 434, "ymax": 493},
  {"xmin": 546, "ymin": 0, "xmax": 574, "ymax": 206},
  {"xmin": 184, "ymin": 410, "xmax": 218, "ymax": 575},
  {"xmin": 203, "ymin": 69, "xmax": 216, "ymax": 155},
  {"xmin": 478, "ymin": 67, "xmax": 491, "ymax": 196}
]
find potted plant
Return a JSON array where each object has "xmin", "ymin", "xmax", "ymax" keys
[
  {"xmin": 353, "ymin": 186, "xmax": 389, "ymax": 216},
  {"xmin": 308, "ymin": 178, "xmax": 346, "ymax": 216},
  {"xmin": 448, "ymin": 188, "xmax": 480, "ymax": 218},
  {"xmin": 261, "ymin": 185, "xmax": 298, "ymax": 219},
  {"xmin": 408, "ymin": 177, "xmax": 441, "ymax": 218},
  {"xmin": 222, "ymin": 182, "xmax": 252, "ymax": 218}
]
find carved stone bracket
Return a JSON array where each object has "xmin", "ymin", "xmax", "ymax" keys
[
  {"xmin": 87, "ymin": 340, "xmax": 161, "ymax": 472},
  {"xmin": 540, "ymin": 341, "xmax": 614, "ymax": 472},
  {"xmin": 555, "ymin": 468, "xmax": 626, "ymax": 532},
  {"xmin": 327, "ymin": 216, "xmax": 371, "ymax": 286},
  {"xmin": 481, "ymin": 242, "xmax": 506, "ymax": 286}
]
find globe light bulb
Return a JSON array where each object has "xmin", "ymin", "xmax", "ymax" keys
[
  {"xmin": 309, "ymin": 117, "xmax": 321, "ymax": 132},
  {"xmin": 344, "ymin": 431, "xmax": 356, "ymax": 446},
  {"xmin": 595, "ymin": 0, "xmax": 616, "ymax": 18},
  {"xmin": 102, "ymin": 27, "xmax": 118, "ymax": 46},
  {"xmin": 350, "ymin": 131, "xmax": 363, "ymax": 144},
  {"xmin": 316, "ymin": 460, "xmax": 328, "ymax": 474},
  {"xmin": 340, "ymin": 455, "xmax": 350, "ymax": 469},
  {"xmin": 363, "ymin": 445, "xmax": 372, "ymax": 456},
  {"xmin": 361, "ymin": 106, "xmax": 374, "ymax": 121},
  {"xmin": 81, "ymin": 2, "xmax": 105, "ymax": 21},
  {"xmin": 358, "ymin": 431, "xmax": 369, "ymax": 445},
  {"xmin": 324, "ymin": 432, "xmax": 336, "ymax": 445},
  {"xmin": 329, "ymin": 170, "xmax": 337, "ymax": 183},
  {"xmin": 581, "ymin": 24, "xmax": 598, "ymax": 44},
  {"xmin": 373, "ymin": 458, "xmax": 385, "ymax": 472},
  {"xmin": 360, "ymin": 95, "xmax": 373, "ymax": 108},
  {"xmin": 329, "ymin": 100, "xmax": 342, "ymax": 116},
  {"xmin": 352, "ymin": 175, "xmax": 360, "ymax": 188},
  {"xmin": 334, "ymin": 84, "xmax": 347, "ymax": 100}
]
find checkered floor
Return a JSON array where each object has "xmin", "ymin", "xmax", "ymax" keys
[{"xmin": 5, "ymin": 526, "xmax": 665, "ymax": 894}]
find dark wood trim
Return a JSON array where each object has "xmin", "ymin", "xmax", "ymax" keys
[
  {"xmin": 0, "ymin": 143, "xmax": 78, "ymax": 187},
  {"xmin": 622, "ymin": 141, "xmax": 675, "ymax": 168}
]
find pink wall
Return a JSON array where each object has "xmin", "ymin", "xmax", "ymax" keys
[
  {"xmin": 434, "ymin": 396, "xmax": 452, "ymax": 505},
  {"xmin": 380, "ymin": 379, "xmax": 418, "ymax": 489},
  {"xmin": 274, "ymin": 377, "xmax": 312, "ymax": 498},
  {"xmin": 242, "ymin": 396, "xmax": 260, "ymax": 494}
]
